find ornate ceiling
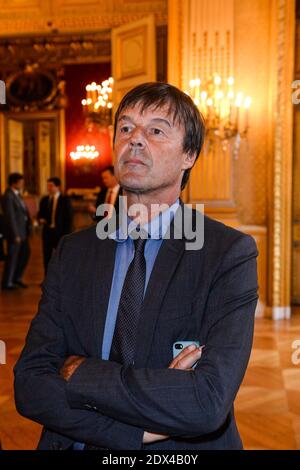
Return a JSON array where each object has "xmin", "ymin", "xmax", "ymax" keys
[
  {"xmin": 0, "ymin": 1, "xmax": 168, "ymax": 110},
  {"xmin": 0, "ymin": 0, "xmax": 168, "ymax": 36},
  {"xmin": 0, "ymin": 32, "xmax": 112, "ymax": 70}
]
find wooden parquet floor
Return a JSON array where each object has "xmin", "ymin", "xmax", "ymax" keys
[{"xmin": 0, "ymin": 232, "xmax": 300, "ymax": 449}]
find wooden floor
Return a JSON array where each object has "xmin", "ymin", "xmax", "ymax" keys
[{"xmin": 0, "ymin": 232, "xmax": 300, "ymax": 450}]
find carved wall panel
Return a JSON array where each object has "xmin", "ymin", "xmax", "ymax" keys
[
  {"xmin": 112, "ymin": 15, "xmax": 156, "ymax": 110},
  {"xmin": 115, "ymin": 28, "xmax": 148, "ymax": 80},
  {"xmin": 234, "ymin": 0, "xmax": 270, "ymax": 226},
  {"xmin": 179, "ymin": 0, "xmax": 237, "ymax": 213},
  {"xmin": 170, "ymin": 0, "xmax": 270, "ymax": 226},
  {"xmin": 168, "ymin": 0, "xmax": 296, "ymax": 316},
  {"xmin": 189, "ymin": 150, "xmax": 234, "ymax": 205},
  {"xmin": 181, "ymin": 0, "xmax": 234, "ymax": 89}
]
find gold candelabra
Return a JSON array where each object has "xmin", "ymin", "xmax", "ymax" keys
[{"xmin": 186, "ymin": 74, "xmax": 251, "ymax": 157}]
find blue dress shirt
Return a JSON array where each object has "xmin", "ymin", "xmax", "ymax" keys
[
  {"xmin": 102, "ymin": 199, "xmax": 180, "ymax": 360},
  {"xmin": 73, "ymin": 198, "xmax": 179, "ymax": 449}
]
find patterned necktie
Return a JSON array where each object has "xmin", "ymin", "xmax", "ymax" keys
[{"xmin": 110, "ymin": 236, "xmax": 147, "ymax": 366}]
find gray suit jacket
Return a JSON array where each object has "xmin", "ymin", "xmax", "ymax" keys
[
  {"xmin": 14, "ymin": 207, "xmax": 258, "ymax": 450},
  {"xmin": 2, "ymin": 188, "xmax": 30, "ymax": 242}
]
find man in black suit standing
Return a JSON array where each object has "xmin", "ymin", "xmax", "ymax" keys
[
  {"xmin": 1, "ymin": 173, "xmax": 31, "ymax": 290},
  {"xmin": 38, "ymin": 177, "xmax": 72, "ymax": 273},
  {"xmin": 15, "ymin": 83, "xmax": 258, "ymax": 450},
  {"xmin": 89, "ymin": 167, "xmax": 121, "ymax": 221}
]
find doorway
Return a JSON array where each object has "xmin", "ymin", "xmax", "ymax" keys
[{"xmin": 3, "ymin": 111, "xmax": 64, "ymax": 197}]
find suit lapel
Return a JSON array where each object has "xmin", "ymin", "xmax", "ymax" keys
[
  {"xmin": 92, "ymin": 236, "xmax": 116, "ymax": 358},
  {"xmin": 134, "ymin": 236, "xmax": 186, "ymax": 368},
  {"xmin": 11, "ymin": 189, "xmax": 22, "ymax": 209}
]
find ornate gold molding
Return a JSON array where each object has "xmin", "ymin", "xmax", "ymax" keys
[
  {"xmin": 0, "ymin": 0, "xmax": 168, "ymax": 37},
  {"xmin": 269, "ymin": 0, "xmax": 295, "ymax": 318},
  {"xmin": 0, "ymin": 33, "xmax": 111, "ymax": 70}
]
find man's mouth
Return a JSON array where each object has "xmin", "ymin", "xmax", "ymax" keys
[{"xmin": 124, "ymin": 158, "xmax": 145, "ymax": 166}]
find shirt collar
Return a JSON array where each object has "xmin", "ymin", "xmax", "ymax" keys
[
  {"xmin": 109, "ymin": 198, "xmax": 180, "ymax": 243},
  {"xmin": 111, "ymin": 184, "xmax": 120, "ymax": 193}
]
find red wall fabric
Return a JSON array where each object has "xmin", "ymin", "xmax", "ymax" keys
[{"xmin": 65, "ymin": 63, "xmax": 112, "ymax": 189}]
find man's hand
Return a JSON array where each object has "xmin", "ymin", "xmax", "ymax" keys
[
  {"xmin": 60, "ymin": 355, "xmax": 86, "ymax": 382},
  {"xmin": 169, "ymin": 343, "xmax": 204, "ymax": 370},
  {"xmin": 143, "ymin": 344, "xmax": 204, "ymax": 444}
]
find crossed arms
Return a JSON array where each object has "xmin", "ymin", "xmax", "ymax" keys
[{"xmin": 14, "ymin": 234, "xmax": 258, "ymax": 449}]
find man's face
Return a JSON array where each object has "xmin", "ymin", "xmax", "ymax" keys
[
  {"xmin": 114, "ymin": 103, "xmax": 196, "ymax": 196},
  {"xmin": 15, "ymin": 178, "xmax": 24, "ymax": 191},
  {"xmin": 102, "ymin": 170, "xmax": 113, "ymax": 188},
  {"xmin": 47, "ymin": 182, "xmax": 59, "ymax": 195}
]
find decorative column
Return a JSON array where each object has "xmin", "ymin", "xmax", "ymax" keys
[{"xmin": 268, "ymin": 0, "xmax": 295, "ymax": 319}]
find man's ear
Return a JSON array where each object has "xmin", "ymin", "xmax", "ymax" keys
[{"xmin": 182, "ymin": 152, "xmax": 198, "ymax": 170}]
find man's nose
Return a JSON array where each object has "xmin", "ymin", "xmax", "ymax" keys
[
  {"xmin": 130, "ymin": 140, "xmax": 144, "ymax": 149},
  {"xmin": 129, "ymin": 128, "xmax": 145, "ymax": 149}
]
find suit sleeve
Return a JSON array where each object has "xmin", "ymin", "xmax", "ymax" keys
[
  {"xmin": 37, "ymin": 197, "xmax": 46, "ymax": 220},
  {"xmin": 14, "ymin": 237, "xmax": 144, "ymax": 449},
  {"xmin": 64, "ymin": 197, "xmax": 73, "ymax": 234},
  {"xmin": 65, "ymin": 234, "xmax": 258, "ymax": 438}
]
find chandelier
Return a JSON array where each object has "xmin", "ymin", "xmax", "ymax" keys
[
  {"xmin": 81, "ymin": 77, "xmax": 114, "ymax": 127},
  {"xmin": 70, "ymin": 145, "xmax": 99, "ymax": 161},
  {"xmin": 186, "ymin": 74, "xmax": 251, "ymax": 157}
]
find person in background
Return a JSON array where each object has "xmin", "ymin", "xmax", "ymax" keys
[
  {"xmin": 0, "ymin": 199, "xmax": 5, "ymax": 262},
  {"xmin": 89, "ymin": 166, "xmax": 121, "ymax": 221},
  {"xmin": 1, "ymin": 173, "xmax": 31, "ymax": 290},
  {"xmin": 38, "ymin": 177, "xmax": 72, "ymax": 273}
]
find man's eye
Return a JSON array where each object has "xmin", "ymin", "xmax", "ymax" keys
[
  {"xmin": 120, "ymin": 126, "xmax": 131, "ymax": 133},
  {"xmin": 151, "ymin": 128, "xmax": 163, "ymax": 135}
]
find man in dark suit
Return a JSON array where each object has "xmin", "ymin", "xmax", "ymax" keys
[
  {"xmin": 38, "ymin": 177, "xmax": 72, "ymax": 273},
  {"xmin": 1, "ymin": 173, "xmax": 31, "ymax": 290},
  {"xmin": 14, "ymin": 83, "xmax": 258, "ymax": 450},
  {"xmin": 89, "ymin": 166, "xmax": 121, "ymax": 221}
]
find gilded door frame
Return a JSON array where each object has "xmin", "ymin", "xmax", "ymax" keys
[
  {"xmin": 0, "ymin": 109, "xmax": 66, "ymax": 194},
  {"xmin": 267, "ymin": 0, "xmax": 295, "ymax": 319}
]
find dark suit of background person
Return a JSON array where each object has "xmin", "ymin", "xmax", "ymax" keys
[
  {"xmin": 1, "ymin": 173, "xmax": 31, "ymax": 290},
  {"xmin": 0, "ymin": 201, "xmax": 5, "ymax": 261},
  {"xmin": 14, "ymin": 83, "xmax": 258, "ymax": 450},
  {"xmin": 38, "ymin": 178, "xmax": 72, "ymax": 272},
  {"xmin": 90, "ymin": 167, "xmax": 121, "ymax": 222}
]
